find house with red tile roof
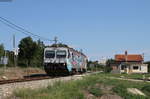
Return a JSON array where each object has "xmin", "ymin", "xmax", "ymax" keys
[
  {"xmin": 111, "ymin": 51, "xmax": 148, "ymax": 74},
  {"xmin": 115, "ymin": 54, "xmax": 143, "ymax": 62}
]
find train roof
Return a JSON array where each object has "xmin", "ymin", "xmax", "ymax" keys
[{"xmin": 45, "ymin": 43, "xmax": 87, "ymax": 58}]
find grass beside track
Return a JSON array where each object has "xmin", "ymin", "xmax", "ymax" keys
[{"xmin": 12, "ymin": 73, "xmax": 150, "ymax": 99}]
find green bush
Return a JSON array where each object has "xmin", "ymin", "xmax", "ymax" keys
[
  {"xmin": 141, "ymin": 85, "xmax": 150, "ymax": 97},
  {"xmin": 104, "ymin": 66, "xmax": 112, "ymax": 73},
  {"xmin": 88, "ymin": 87, "xmax": 102, "ymax": 97},
  {"xmin": 142, "ymin": 85, "xmax": 150, "ymax": 92},
  {"xmin": 112, "ymin": 84, "xmax": 127, "ymax": 96}
]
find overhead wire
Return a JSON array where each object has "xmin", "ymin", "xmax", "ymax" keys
[{"xmin": 0, "ymin": 17, "xmax": 54, "ymax": 42}]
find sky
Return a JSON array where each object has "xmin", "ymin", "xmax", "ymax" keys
[{"xmin": 0, "ymin": 0, "xmax": 150, "ymax": 61}]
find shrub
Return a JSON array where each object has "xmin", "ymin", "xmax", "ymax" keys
[
  {"xmin": 141, "ymin": 85, "xmax": 150, "ymax": 98},
  {"xmin": 88, "ymin": 87, "xmax": 102, "ymax": 97},
  {"xmin": 112, "ymin": 85, "xmax": 127, "ymax": 96}
]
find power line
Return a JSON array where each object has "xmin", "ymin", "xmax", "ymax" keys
[
  {"xmin": 0, "ymin": 19, "xmax": 31, "ymax": 36},
  {"xmin": 0, "ymin": 17, "xmax": 54, "ymax": 41},
  {"xmin": 0, "ymin": 19, "xmax": 49, "ymax": 40}
]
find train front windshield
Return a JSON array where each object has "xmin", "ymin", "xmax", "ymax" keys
[
  {"xmin": 45, "ymin": 50, "xmax": 55, "ymax": 58},
  {"xmin": 56, "ymin": 50, "xmax": 66, "ymax": 58}
]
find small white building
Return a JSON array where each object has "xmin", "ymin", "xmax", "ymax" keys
[
  {"xmin": 119, "ymin": 63, "xmax": 148, "ymax": 74},
  {"xmin": 112, "ymin": 51, "xmax": 148, "ymax": 74},
  {"xmin": 98, "ymin": 57, "xmax": 107, "ymax": 66}
]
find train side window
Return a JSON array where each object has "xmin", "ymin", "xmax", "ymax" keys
[
  {"xmin": 72, "ymin": 53, "xmax": 74, "ymax": 60},
  {"xmin": 68, "ymin": 50, "xmax": 70, "ymax": 58}
]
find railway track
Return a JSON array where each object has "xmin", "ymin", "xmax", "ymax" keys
[{"xmin": 0, "ymin": 75, "xmax": 51, "ymax": 85}]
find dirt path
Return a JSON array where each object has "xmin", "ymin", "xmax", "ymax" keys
[{"xmin": 108, "ymin": 77, "xmax": 150, "ymax": 83}]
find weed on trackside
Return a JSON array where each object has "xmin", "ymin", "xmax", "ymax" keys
[{"xmin": 12, "ymin": 73, "xmax": 150, "ymax": 99}]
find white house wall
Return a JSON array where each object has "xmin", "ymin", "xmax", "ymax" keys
[{"xmin": 131, "ymin": 64, "xmax": 148, "ymax": 73}]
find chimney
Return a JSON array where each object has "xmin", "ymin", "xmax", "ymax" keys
[
  {"xmin": 125, "ymin": 51, "xmax": 128, "ymax": 56},
  {"xmin": 125, "ymin": 51, "xmax": 128, "ymax": 62}
]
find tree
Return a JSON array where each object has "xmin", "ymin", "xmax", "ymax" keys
[
  {"xmin": 18, "ymin": 37, "xmax": 45, "ymax": 67},
  {"xmin": 31, "ymin": 39, "xmax": 44, "ymax": 67},
  {"xmin": 105, "ymin": 59, "xmax": 115, "ymax": 73},
  {"xmin": 87, "ymin": 60, "xmax": 104, "ymax": 71},
  {"xmin": 0, "ymin": 44, "xmax": 4, "ymax": 57},
  {"xmin": 6, "ymin": 50, "xmax": 14, "ymax": 67},
  {"xmin": 18, "ymin": 37, "xmax": 38, "ymax": 67},
  {"xmin": 106, "ymin": 59, "xmax": 115, "ymax": 67}
]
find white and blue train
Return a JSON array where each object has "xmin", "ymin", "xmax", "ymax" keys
[{"xmin": 44, "ymin": 44, "xmax": 87, "ymax": 76}]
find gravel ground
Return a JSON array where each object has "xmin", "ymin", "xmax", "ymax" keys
[{"xmin": 0, "ymin": 67, "xmax": 45, "ymax": 80}]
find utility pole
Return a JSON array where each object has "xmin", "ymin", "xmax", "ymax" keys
[
  {"xmin": 4, "ymin": 50, "xmax": 7, "ymax": 70},
  {"xmin": 13, "ymin": 34, "xmax": 16, "ymax": 67},
  {"xmin": 54, "ymin": 36, "xmax": 58, "ymax": 48},
  {"xmin": 54, "ymin": 36, "xmax": 58, "ymax": 44}
]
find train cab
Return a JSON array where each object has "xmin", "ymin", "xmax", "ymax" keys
[{"xmin": 44, "ymin": 47, "xmax": 69, "ymax": 76}]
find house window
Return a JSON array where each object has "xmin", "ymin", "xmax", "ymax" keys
[
  {"xmin": 133, "ymin": 66, "xmax": 139, "ymax": 70},
  {"xmin": 121, "ymin": 65, "xmax": 126, "ymax": 70}
]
